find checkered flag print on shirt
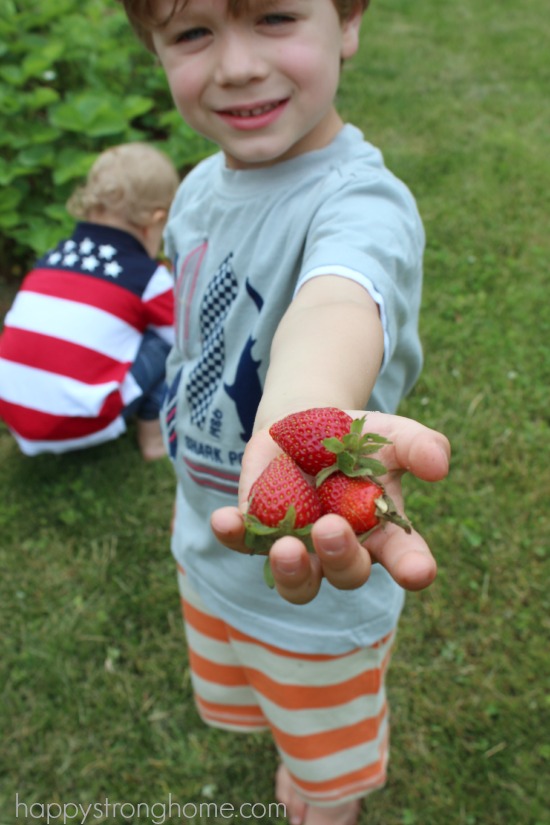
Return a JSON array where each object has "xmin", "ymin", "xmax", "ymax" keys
[{"xmin": 186, "ymin": 255, "xmax": 239, "ymax": 429}]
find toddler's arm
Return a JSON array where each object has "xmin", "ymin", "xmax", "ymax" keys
[{"xmin": 211, "ymin": 275, "xmax": 450, "ymax": 604}]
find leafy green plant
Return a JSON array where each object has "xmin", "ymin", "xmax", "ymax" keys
[{"xmin": 0, "ymin": 0, "xmax": 214, "ymax": 275}]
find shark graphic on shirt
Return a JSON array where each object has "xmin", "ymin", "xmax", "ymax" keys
[{"xmin": 164, "ymin": 249, "xmax": 264, "ymax": 459}]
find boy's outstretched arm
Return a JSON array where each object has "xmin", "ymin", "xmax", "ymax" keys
[{"xmin": 210, "ymin": 276, "xmax": 451, "ymax": 604}]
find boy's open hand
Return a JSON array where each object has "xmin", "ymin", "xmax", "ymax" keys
[{"xmin": 210, "ymin": 412, "xmax": 450, "ymax": 605}]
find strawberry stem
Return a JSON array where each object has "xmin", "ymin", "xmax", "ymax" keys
[{"xmin": 375, "ymin": 493, "xmax": 412, "ymax": 533}]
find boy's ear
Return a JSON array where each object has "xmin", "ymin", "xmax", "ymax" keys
[{"xmin": 340, "ymin": 3, "xmax": 363, "ymax": 61}]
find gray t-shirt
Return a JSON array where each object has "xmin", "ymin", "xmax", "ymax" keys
[{"xmin": 163, "ymin": 125, "xmax": 424, "ymax": 654}]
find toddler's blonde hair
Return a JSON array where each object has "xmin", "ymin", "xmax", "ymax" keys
[{"xmin": 67, "ymin": 143, "xmax": 179, "ymax": 228}]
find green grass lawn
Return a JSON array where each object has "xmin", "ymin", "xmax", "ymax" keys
[{"xmin": 1, "ymin": 1, "xmax": 549, "ymax": 823}]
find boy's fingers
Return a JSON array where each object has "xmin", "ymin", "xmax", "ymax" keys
[
  {"xmin": 210, "ymin": 506, "xmax": 250, "ymax": 554},
  {"xmin": 360, "ymin": 411, "xmax": 451, "ymax": 482},
  {"xmin": 210, "ymin": 510, "xmax": 324, "ymax": 602},
  {"xmin": 268, "ymin": 538, "xmax": 323, "ymax": 604},
  {"xmin": 344, "ymin": 410, "xmax": 450, "ymax": 481},
  {"xmin": 394, "ymin": 428, "xmax": 451, "ymax": 482},
  {"xmin": 365, "ymin": 524, "xmax": 437, "ymax": 591},
  {"xmin": 311, "ymin": 514, "xmax": 372, "ymax": 590},
  {"xmin": 211, "ymin": 501, "xmax": 439, "ymax": 599}
]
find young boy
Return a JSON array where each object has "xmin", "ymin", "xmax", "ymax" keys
[
  {"xmin": 0, "ymin": 143, "xmax": 179, "ymax": 460},
  {"xmin": 117, "ymin": 2, "xmax": 450, "ymax": 823}
]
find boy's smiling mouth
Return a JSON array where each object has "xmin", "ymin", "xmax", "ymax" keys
[
  {"xmin": 215, "ymin": 98, "xmax": 289, "ymax": 128},
  {"xmin": 222, "ymin": 100, "xmax": 284, "ymax": 118}
]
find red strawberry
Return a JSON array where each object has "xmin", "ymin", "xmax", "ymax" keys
[
  {"xmin": 318, "ymin": 472, "xmax": 412, "ymax": 537},
  {"xmin": 269, "ymin": 407, "xmax": 393, "ymax": 482},
  {"xmin": 337, "ymin": 476, "xmax": 385, "ymax": 533},
  {"xmin": 244, "ymin": 453, "xmax": 322, "ymax": 562},
  {"xmin": 269, "ymin": 407, "xmax": 353, "ymax": 475},
  {"xmin": 317, "ymin": 471, "xmax": 355, "ymax": 515},
  {"xmin": 247, "ymin": 452, "xmax": 322, "ymax": 530}
]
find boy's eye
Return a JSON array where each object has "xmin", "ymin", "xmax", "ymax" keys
[
  {"xmin": 261, "ymin": 14, "xmax": 296, "ymax": 26},
  {"xmin": 175, "ymin": 27, "xmax": 210, "ymax": 43}
]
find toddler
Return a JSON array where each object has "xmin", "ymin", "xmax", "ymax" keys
[{"xmin": 0, "ymin": 142, "xmax": 179, "ymax": 460}]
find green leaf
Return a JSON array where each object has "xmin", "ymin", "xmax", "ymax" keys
[
  {"xmin": 323, "ymin": 437, "xmax": 346, "ymax": 454},
  {"xmin": 16, "ymin": 144, "xmax": 56, "ymax": 169},
  {"xmin": 25, "ymin": 87, "xmax": 60, "ymax": 110},
  {"xmin": 121, "ymin": 95, "xmax": 154, "ymax": 120},
  {"xmin": 243, "ymin": 510, "xmax": 315, "ymax": 556},
  {"xmin": 0, "ymin": 157, "xmax": 14, "ymax": 186},
  {"xmin": 336, "ymin": 452, "xmax": 356, "ymax": 474},
  {"xmin": 22, "ymin": 42, "xmax": 64, "ymax": 80},
  {"xmin": 52, "ymin": 149, "xmax": 96, "ymax": 185},
  {"xmin": 49, "ymin": 93, "xmax": 128, "ymax": 137},
  {"xmin": 263, "ymin": 558, "xmax": 275, "ymax": 589},
  {"xmin": 355, "ymin": 458, "xmax": 389, "ymax": 477},
  {"xmin": 350, "ymin": 416, "xmax": 367, "ymax": 435},
  {"xmin": 0, "ymin": 186, "xmax": 23, "ymax": 214},
  {"xmin": 315, "ymin": 465, "xmax": 339, "ymax": 487},
  {"xmin": 0, "ymin": 64, "xmax": 24, "ymax": 86}
]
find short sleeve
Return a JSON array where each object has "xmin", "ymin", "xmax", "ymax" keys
[{"xmin": 296, "ymin": 168, "xmax": 425, "ymax": 374}]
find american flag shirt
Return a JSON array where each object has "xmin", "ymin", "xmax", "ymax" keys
[{"xmin": 0, "ymin": 222, "xmax": 174, "ymax": 455}]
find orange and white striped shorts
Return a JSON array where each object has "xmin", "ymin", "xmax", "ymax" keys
[{"xmin": 177, "ymin": 566, "xmax": 395, "ymax": 806}]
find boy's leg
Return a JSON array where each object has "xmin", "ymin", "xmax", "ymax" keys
[
  {"xmin": 177, "ymin": 566, "xmax": 270, "ymax": 731},
  {"xmin": 242, "ymin": 633, "xmax": 393, "ymax": 822},
  {"xmin": 177, "ymin": 566, "xmax": 394, "ymax": 824},
  {"xmin": 275, "ymin": 765, "xmax": 361, "ymax": 825}
]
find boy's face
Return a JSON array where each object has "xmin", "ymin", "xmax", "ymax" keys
[{"xmin": 151, "ymin": 0, "xmax": 361, "ymax": 169}]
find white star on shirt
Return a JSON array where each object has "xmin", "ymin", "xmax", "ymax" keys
[
  {"xmin": 79, "ymin": 238, "xmax": 95, "ymax": 255},
  {"xmin": 99, "ymin": 244, "xmax": 117, "ymax": 260},
  {"xmin": 82, "ymin": 255, "xmax": 100, "ymax": 272},
  {"xmin": 47, "ymin": 251, "xmax": 62, "ymax": 265},
  {"xmin": 63, "ymin": 240, "xmax": 77, "ymax": 252},
  {"xmin": 63, "ymin": 252, "xmax": 79, "ymax": 267},
  {"xmin": 104, "ymin": 261, "xmax": 123, "ymax": 278}
]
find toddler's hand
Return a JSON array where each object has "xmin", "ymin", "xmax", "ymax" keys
[{"xmin": 210, "ymin": 412, "xmax": 450, "ymax": 605}]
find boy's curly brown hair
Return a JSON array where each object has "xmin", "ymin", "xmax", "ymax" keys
[{"xmin": 117, "ymin": 0, "xmax": 369, "ymax": 52}]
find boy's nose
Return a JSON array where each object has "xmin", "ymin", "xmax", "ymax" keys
[{"xmin": 214, "ymin": 29, "xmax": 268, "ymax": 86}]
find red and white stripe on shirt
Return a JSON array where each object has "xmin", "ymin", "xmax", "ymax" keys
[{"xmin": 0, "ymin": 224, "xmax": 174, "ymax": 455}]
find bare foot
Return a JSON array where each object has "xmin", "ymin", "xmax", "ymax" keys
[
  {"xmin": 136, "ymin": 418, "xmax": 167, "ymax": 462},
  {"xmin": 275, "ymin": 764, "xmax": 307, "ymax": 825},
  {"xmin": 275, "ymin": 764, "xmax": 361, "ymax": 825}
]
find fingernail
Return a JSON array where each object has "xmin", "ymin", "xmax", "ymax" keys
[
  {"xmin": 439, "ymin": 444, "xmax": 450, "ymax": 464},
  {"xmin": 316, "ymin": 531, "xmax": 345, "ymax": 556},
  {"xmin": 272, "ymin": 547, "xmax": 301, "ymax": 575}
]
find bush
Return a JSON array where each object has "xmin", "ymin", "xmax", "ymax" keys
[{"xmin": 0, "ymin": 0, "xmax": 214, "ymax": 276}]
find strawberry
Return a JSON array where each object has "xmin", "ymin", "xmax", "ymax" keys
[
  {"xmin": 248, "ymin": 452, "xmax": 321, "ymax": 527},
  {"xmin": 244, "ymin": 453, "xmax": 322, "ymax": 558},
  {"xmin": 317, "ymin": 471, "xmax": 355, "ymax": 515},
  {"xmin": 318, "ymin": 471, "xmax": 412, "ymax": 537},
  {"xmin": 269, "ymin": 407, "xmax": 392, "ymax": 482},
  {"xmin": 269, "ymin": 407, "xmax": 353, "ymax": 475},
  {"xmin": 334, "ymin": 475, "xmax": 386, "ymax": 534}
]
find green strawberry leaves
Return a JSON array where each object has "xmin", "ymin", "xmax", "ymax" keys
[
  {"xmin": 244, "ymin": 506, "xmax": 316, "ymax": 556},
  {"xmin": 316, "ymin": 417, "xmax": 391, "ymax": 486},
  {"xmin": 245, "ymin": 507, "xmax": 316, "ymax": 590}
]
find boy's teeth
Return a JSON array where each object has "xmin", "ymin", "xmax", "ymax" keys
[{"xmin": 231, "ymin": 102, "xmax": 277, "ymax": 117}]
